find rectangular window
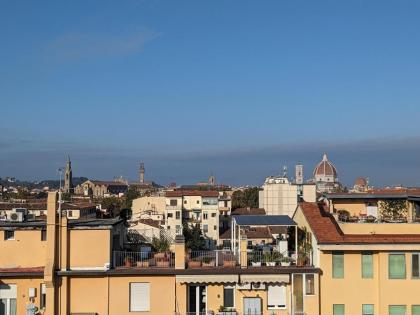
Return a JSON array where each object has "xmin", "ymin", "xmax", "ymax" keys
[
  {"xmin": 170, "ymin": 199, "xmax": 177, "ymax": 206},
  {"xmin": 41, "ymin": 230, "xmax": 47, "ymax": 242},
  {"xmin": 4, "ymin": 230, "xmax": 14, "ymax": 240},
  {"xmin": 130, "ymin": 282, "xmax": 150, "ymax": 312},
  {"xmin": 40, "ymin": 284, "xmax": 46, "ymax": 309},
  {"xmin": 211, "ymin": 212, "xmax": 216, "ymax": 217},
  {"xmin": 363, "ymin": 304, "xmax": 374, "ymax": 315},
  {"xmin": 389, "ymin": 305, "xmax": 406, "ymax": 315},
  {"xmin": 267, "ymin": 284, "xmax": 286, "ymax": 309},
  {"xmin": 305, "ymin": 274, "xmax": 315, "ymax": 295},
  {"xmin": 203, "ymin": 212, "xmax": 208, "ymax": 220},
  {"xmin": 412, "ymin": 253, "xmax": 420, "ymax": 278},
  {"xmin": 362, "ymin": 252, "xmax": 373, "ymax": 278},
  {"xmin": 203, "ymin": 225, "xmax": 208, "ymax": 233},
  {"xmin": 332, "ymin": 252, "xmax": 344, "ymax": 278},
  {"xmin": 184, "ymin": 200, "xmax": 187, "ymax": 204},
  {"xmin": 389, "ymin": 254, "xmax": 406, "ymax": 279},
  {"xmin": 214, "ymin": 225, "xmax": 217, "ymax": 231},
  {"xmin": 412, "ymin": 305, "xmax": 420, "ymax": 315},
  {"xmin": 175, "ymin": 225, "xmax": 181, "ymax": 235},
  {"xmin": 333, "ymin": 304, "xmax": 345, "ymax": 315},
  {"xmin": 175, "ymin": 211, "xmax": 180, "ymax": 220},
  {"xmin": 167, "ymin": 213, "xmax": 173, "ymax": 218},
  {"xmin": 223, "ymin": 286, "xmax": 234, "ymax": 308}
]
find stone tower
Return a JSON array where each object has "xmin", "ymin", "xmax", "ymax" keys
[
  {"xmin": 139, "ymin": 162, "xmax": 145, "ymax": 184},
  {"xmin": 64, "ymin": 155, "xmax": 73, "ymax": 194}
]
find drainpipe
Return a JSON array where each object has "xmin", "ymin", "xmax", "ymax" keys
[{"xmin": 44, "ymin": 192, "xmax": 58, "ymax": 315}]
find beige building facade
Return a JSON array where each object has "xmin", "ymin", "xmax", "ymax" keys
[{"xmin": 259, "ymin": 176, "xmax": 316, "ymax": 217}]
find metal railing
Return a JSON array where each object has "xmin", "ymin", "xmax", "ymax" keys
[
  {"xmin": 241, "ymin": 250, "xmax": 298, "ymax": 267},
  {"xmin": 174, "ymin": 313, "xmax": 305, "ymax": 315},
  {"xmin": 186, "ymin": 250, "xmax": 238, "ymax": 268},
  {"xmin": 113, "ymin": 251, "xmax": 175, "ymax": 268}
]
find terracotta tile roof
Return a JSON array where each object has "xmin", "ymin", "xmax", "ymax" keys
[
  {"xmin": 244, "ymin": 227, "xmax": 273, "ymax": 239},
  {"xmin": 138, "ymin": 219, "xmax": 161, "ymax": 229},
  {"xmin": 0, "ymin": 202, "xmax": 96, "ymax": 211},
  {"xmin": 299, "ymin": 202, "xmax": 420, "ymax": 245},
  {"xmin": 165, "ymin": 190, "xmax": 219, "ymax": 197},
  {"xmin": 219, "ymin": 227, "xmax": 273, "ymax": 240},
  {"xmin": 231, "ymin": 208, "xmax": 266, "ymax": 215}
]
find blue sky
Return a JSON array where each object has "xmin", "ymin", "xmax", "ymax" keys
[{"xmin": 1, "ymin": 1, "xmax": 420, "ymax": 186}]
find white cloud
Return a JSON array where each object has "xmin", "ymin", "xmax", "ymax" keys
[{"xmin": 47, "ymin": 28, "xmax": 161, "ymax": 60}]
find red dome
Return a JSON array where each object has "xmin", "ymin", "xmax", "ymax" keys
[{"xmin": 313, "ymin": 154, "xmax": 338, "ymax": 177}]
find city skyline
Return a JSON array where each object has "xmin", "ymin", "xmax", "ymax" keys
[{"xmin": 2, "ymin": 1, "xmax": 420, "ymax": 186}]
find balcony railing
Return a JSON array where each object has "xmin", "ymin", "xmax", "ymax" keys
[
  {"xmin": 242, "ymin": 250, "xmax": 297, "ymax": 267},
  {"xmin": 186, "ymin": 250, "xmax": 238, "ymax": 268},
  {"xmin": 113, "ymin": 251, "xmax": 174, "ymax": 268},
  {"xmin": 174, "ymin": 312, "xmax": 306, "ymax": 315}
]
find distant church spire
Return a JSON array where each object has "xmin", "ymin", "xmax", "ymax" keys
[
  {"xmin": 64, "ymin": 155, "xmax": 73, "ymax": 194},
  {"xmin": 139, "ymin": 162, "xmax": 145, "ymax": 184}
]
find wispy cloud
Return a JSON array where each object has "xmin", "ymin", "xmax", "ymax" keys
[{"xmin": 46, "ymin": 28, "xmax": 161, "ymax": 60}]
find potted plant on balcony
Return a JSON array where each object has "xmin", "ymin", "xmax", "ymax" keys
[
  {"xmin": 250, "ymin": 253, "xmax": 262, "ymax": 267},
  {"xmin": 280, "ymin": 256, "xmax": 292, "ymax": 267},
  {"xmin": 366, "ymin": 215, "xmax": 376, "ymax": 223},
  {"xmin": 223, "ymin": 253, "xmax": 236, "ymax": 267},
  {"xmin": 380, "ymin": 200, "xmax": 408, "ymax": 223},
  {"xmin": 264, "ymin": 252, "xmax": 276, "ymax": 266},
  {"xmin": 188, "ymin": 258, "xmax": 202, "ymax": 268},
  {"xmin": 124, "ymin": 256, "xmax": 133, "ymax": 267},
  {"xmin": 152, "ymin": 237, "xmax": 171, "ymax": 267},
  {"xmin": 202, "ymin": 256, "xmax": 215, "ymax": 267},
  {"xmin": 337, "ymin": 209, "xmax": 350, "ymax": 222}
]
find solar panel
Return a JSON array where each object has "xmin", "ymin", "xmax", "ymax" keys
[{"xmin": 232, "ymin": 215, "xmax": 296, "ymax": 226}]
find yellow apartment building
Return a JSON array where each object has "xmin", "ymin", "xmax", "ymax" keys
[
  {"xmin": 0, "ymin": 192, "xmax": 320, "ymax": 315},
  {"xmin": 294, "ymin": 202, "xmax": 420, "ymax": 315}
]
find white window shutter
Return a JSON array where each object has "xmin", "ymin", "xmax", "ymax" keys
[
  {"xmin": 130, "ymin": 283, "xmax": 150, "ymax": 311},
  {"xmin": 267, "ymin": 284, "xmax": 286, "ymax": 309}
]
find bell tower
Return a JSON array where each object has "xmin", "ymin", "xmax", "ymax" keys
[
  {"xmin": 139, "ymin": 162, "xmax": 145, "ymax": 184},
  {"xmin": 64, "ymin": 155, "xmax": 73, "ymax": 194}
]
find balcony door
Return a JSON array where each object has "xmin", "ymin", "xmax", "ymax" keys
[
  {"xmin": 0, "ymin": 284, "xmax": 17, "ymax": 315},
  {"xmin": 243, "ymin": 297, "xmax": 262, "ymax": 315},
  {"xmin": 188, "ymin": 285, "xmax": 206, "ymax": 315}
]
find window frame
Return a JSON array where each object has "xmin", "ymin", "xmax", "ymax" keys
[
  {"xmin": 389, "ymin": 305, "xmax": 407, "ymax": 315},
  {"xmin": 41, "ymin": 229, "xmax": 47, "ymax": 242},
  {"xmin": 412, "ymin": 305, "xmax": 420, "ymax": 315},
  {"xmin": 267, "ymin": 284, "xmax": 286, "ymax": 310},
  {"xmin": 304, "ymin": 274, "xmax": 315, "ymax": 296},
  {"xmin": 129, "ymin": 282, "xmax": 150, "ymax": 312},
  {"xmin": 332, "ymin": 251, "xmax": 344, "ymax": 279},
  {"xmin": 388, "ymin": 253, "xmax": 406, "ymax": 279},
  {"xmin": 223, "ymin": 285, "xmax": 235, "ymax": 309},
  {"xmin": 4, "ymin": 230, "xmax": 15, "ymax": 241},
  {"xmin": 412, "ymin": 253, "xmax": 420, "ymax": 279},
  {"xmin": 362, "ymin": 251, "xmax": 373, "ymax": 279},
  {"xmin": 333, "ymin": 304, "xmax": 345, "ymax": 315},
  {"xmin": 362, "ymin": 304, "xmax": 374, "ymax": 315}
]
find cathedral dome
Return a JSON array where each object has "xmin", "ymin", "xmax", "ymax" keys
[{"xmin": 313, "ymin": 154, "xmax": 338, "ymax": 177}]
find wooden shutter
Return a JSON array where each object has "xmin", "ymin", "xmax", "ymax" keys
[
  {"xmin": 130, "ymin": 283, "xmax": 150, "ymax": 311},
  {"xmin": 267, "ymin": 284, "xmax": 286, "ymax": 309}
]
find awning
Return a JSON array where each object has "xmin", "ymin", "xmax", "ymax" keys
[
  {"xmin": 176, "ymin": 274, "xmax": 238, "ymax": 284},
  {"xmin": 240, "ymin": 274, "xmax": 290, "ymax": 284}
]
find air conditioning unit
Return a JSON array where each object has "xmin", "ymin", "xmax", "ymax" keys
[
  {"xmin": 251, "ymin": 282, "xmax": 266, "ymax": 290},
  {"xmin": 236, "ymin": 283, "xmax": 251, "ymax": 290},
  {"xmin": 8, "ymin": 211, "xmax": 24, "ymax": 222}
]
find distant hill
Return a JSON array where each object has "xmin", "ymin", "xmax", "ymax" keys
[{"xmin": 0, "ymin": 177, "xmax": 88, "ymax": 189}]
